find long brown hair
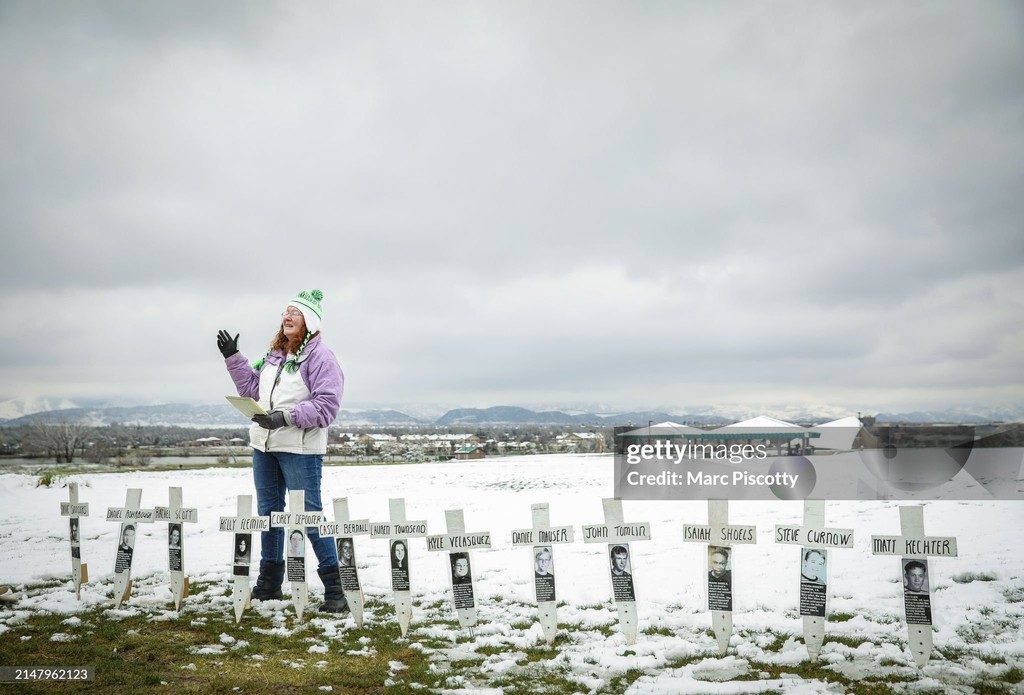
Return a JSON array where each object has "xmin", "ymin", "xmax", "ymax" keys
[{"xmin": 269, "ymin": 328, "xmax": 320, "ymax": 356}]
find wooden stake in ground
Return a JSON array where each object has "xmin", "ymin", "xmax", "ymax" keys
[
  {"xmin": 60, "ymin": 482, "xmax": 90, "ymax": 599},
  {"xmin": 154, "ymin": 486, "xmax": 198, "ymax": 611},
  {"xmin": 681, "ymin": 499, "xmax": 756, "ymax": 654},
  {"xmin": 317, "ymin": 497, "xmax": 369, "ymax": 627},
  {"xmin": 218, "ymin": 494, "xmax": 270, "ymax": 624},
  {"xmin": 269, "ymin": 490, "xmax": 325, "ymax": 622},
  {"xmin": 511, "ymin": 502, "xmax": 575, "ymax": 644},
  {"xmin": 105, "ymin": 488, "xmax": 155, "ymax": 607},
  {"xmin": 871, "ymin": 505, "xmax": 958, "ymax": 667},
  {"xmin": 427, "ymin": 509, "xmax": 492, "ymax": 634},
  {"xmin": 774, "ymin": 500, "xmax": 854, "ymax": 659},
  {"xmin": 370, "ymin": 498, "xmax": 429, "ymax": 637},
  {"xmin": 582, "ymin": 498, "xmax": 652, "ymax": 646}
]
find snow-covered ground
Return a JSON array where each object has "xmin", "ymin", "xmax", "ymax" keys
[{"xmin": 1, "ymin": 454, "xmax": 1022, "ymax": 692}]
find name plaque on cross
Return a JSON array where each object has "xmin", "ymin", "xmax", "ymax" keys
[
  {"xmin": 427, "ymin": 509, "xmax": 492, "ymax": 633},
  {"xmin": 155, "ymin": 486, "xmax": 198, "ymax": 611},
  {"xmin": 511, "ymin": 502, "xmax": 575, "ymax": 644},
  {"xmin": 60, "ymin": 483, "xmax": 89, "ymax": 599},
  {"xmin": 774, "ymin": 500, "xmax": 855, "ymax": 659},
  {"xmin": 871, "ymin": 505, "xmax": 958, "ymax": 667},
  {"xmin": 582, "ymin": 498, "xmax": 652, "ymax": 646},
  {"xmin": 681, "ymin": 499, "xmax": 757, "ymax": 654},
  {"xmin": 106, "ymin": 488, "xmax": 155, "ymax": 607},
  {"xmin": 370, "ymin": 498, "xmax": 429, "ymax": 637},
  {"xmin": 219, "ymin": 495, "xmax": 269, "ymax": 624}
]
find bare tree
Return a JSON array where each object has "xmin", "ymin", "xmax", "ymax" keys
[{"xmin": 22, "ymin": 419, "xmax": 90, "ymax": 463}]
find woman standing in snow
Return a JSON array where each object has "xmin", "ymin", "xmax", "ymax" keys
[{"xmin": 217, "ymin": 289, "xmax": 347, "ymax": 613}]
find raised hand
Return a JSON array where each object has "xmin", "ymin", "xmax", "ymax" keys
[{"xmin": 217, "ymin": 330, "xmax": 239, "ymax": 359}]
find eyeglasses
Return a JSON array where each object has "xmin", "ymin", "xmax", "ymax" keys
[{"xmin": 281, "ymin": 309, "xmax": 303, "ymax": 318}]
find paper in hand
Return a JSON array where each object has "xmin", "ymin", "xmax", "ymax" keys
[{"xmin": 225, "ymin": 396, "xmax": 268, "ymax": 417}]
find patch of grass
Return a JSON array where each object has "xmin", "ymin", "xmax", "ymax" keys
[
  {"xmin": 744, "ymin": 659, "xmax": 917, "ymax": 693},
  {"xmin": 491, "ymin": 662, "xmax": 582, "ymax": 695},
  {"xmin": 769, "ymin": 631, "xmax": 792, "ymax": 651},
  {"xmin": 35, "ymin": 470, "xmax": 64, "ymax": 487},
  {"xmin": 414, "ymin": 598, "xmax": 449, "ymax": 611},
  {"xmin": 966, "ymin": 683, "xmax": 1018, "ymax": 694},
  {"xmin": 825, "ymin": 634, "xmax": 870, "ymax": 650},
  {"xmin": 664, "ymin": 654, "xmax": 703, "ymax": 669},
  {"xmin": 978, "ymin": 653, "xmax": 1008, "ymax": 666},
  {"xmin": 519, "ymin": 644, "xmax": 560, "ymax": 663},
  {"xmin": 474, "ymin": 645, "xmax": 505, "ymax": 657},
  {"xmin": 829, "ymin": 612, "xmax": 856, "ymax": 622},
  {"xmin": 605, "ymin": 667, "xmax": 646, "ymax": 694},
  {"xmin": 6, "ymin": 576, "xmax": 1023, "ymax": 695},
  {"xmin": 2, "ymin": 581, "xmax": 431, "ymax": 693},
  {"xmin": 935, "ymin": 646, "xmax": 969, "ymax": 662},
  {"xmin": 1001, "ymin": 586, "xmax": 1024, "ymax": 603}
]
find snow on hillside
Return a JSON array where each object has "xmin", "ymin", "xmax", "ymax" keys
[{"xmin": 0, "ymin": 397, "xmax": 79, "ymax": 421}]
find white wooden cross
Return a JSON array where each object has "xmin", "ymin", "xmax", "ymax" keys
[
  {"xmin": 218, "ymin": 494, "xmax": 270, "ymax": 623},
  {"xmin": 269, "ymin": 490, "xmax": 325, "ymax": 622},
  {"xmin": 426, "ymin": 509, "xmax": 492, "ymax": 633},
  {"xmin": 317, "ymin": 497, "xmax": 370, "ymax": 627},
  {"xmin": 871, "ymin": 505, "xmax": 958, "ymax": 667},
  {"xmin": 582, "ymin": 498, "xmax": 652, "ymax": 645},
  {"xmin": 774, "ymin": 500, "xmax": 854, "ymax": 659},
  {"xmin": 59, "ymin": 482, "xmax": 89, "ymax": 599},
  {"xmin": 681, "ymin": 499, "xmax": 757, "ymax": 654},
  {"xmin": 154, "ymin": 486, "xmax": 198, "ymax": 611},
  {"xmin": 511, "ymin": 502, "xmax": 575, "ymax": 644},
  {"xmin": 105, "ymin": 488, "xmax": 155, "ymax": 607},
  {"xmin": 370, "ymin": 498, "xmax": 429, "ymax": 637}
]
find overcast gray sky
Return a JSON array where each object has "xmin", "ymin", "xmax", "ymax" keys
[{"xmin": 1, "ymin": 1, "xmax": 1021, "ymax": 414}]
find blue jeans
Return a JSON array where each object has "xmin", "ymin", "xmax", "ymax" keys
[{"xmin": 252, "ymin": 449, "xmax": 339, "ymax": 571}]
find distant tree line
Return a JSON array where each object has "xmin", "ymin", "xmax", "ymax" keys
[
  {"xmin": 0, "ymin": 421, "xmax": 614, "ymax": 463},
  {"xmin": 0, "ymin": 421, "xmax": 247, "ymax": 463}
]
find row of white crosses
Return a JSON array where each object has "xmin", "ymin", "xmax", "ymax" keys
[
  {"xmin": 99, "ymin": 487, "xmax": 198, "ymax": 610},
  {"xmin": 62, "ymin": 487, "xmax": 958, "ymax": 664}
]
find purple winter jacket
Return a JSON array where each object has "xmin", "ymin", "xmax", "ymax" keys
[{"xmin": 225, "ymin": 334, "xmax": 344, "ymax": 453}]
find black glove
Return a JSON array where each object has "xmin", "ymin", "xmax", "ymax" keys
[
  {"xmin": 252, "ymin": 411, "xmax": 288, "ymax": 430},
  {"xmin": 217, "ymin": 330, "xmax": 239, "ymax": 359}
]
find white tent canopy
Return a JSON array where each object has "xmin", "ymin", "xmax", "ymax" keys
[{"xmin": 807, "ymin": 416, "xmax": 863, "ymax": 450}]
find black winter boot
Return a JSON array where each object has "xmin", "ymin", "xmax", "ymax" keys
[
  {"xmin": 250, "ymin": 561, "xmax": 285, "ymax": 601},
  {"xmin": 317, "ymin": 566, "xmax": 350, "ymax": 614}
]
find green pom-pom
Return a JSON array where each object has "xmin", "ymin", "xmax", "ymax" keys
[{"xmin": 310, "ymin": 289, "xmax": 323, "ymax": 302}]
